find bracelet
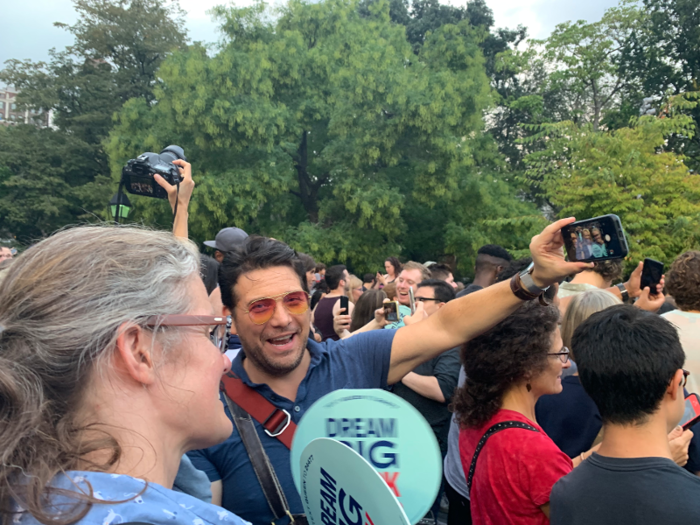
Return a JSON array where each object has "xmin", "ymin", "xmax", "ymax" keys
[
  {"xmin": 616, "ymin": 282, "xmax": 629, "ymax": 302},
  {"xmin": 510, "ymin": 273, "xmax": 541, "ymax": 302}
]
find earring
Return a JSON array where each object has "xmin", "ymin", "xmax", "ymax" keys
[{"xmin": 526, "ymin": 383, "xmax": 532, "ymax": 392}]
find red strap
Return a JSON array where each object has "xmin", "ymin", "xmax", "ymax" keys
[{"xmin": 221, "ymin": 373, "xmax": 297, "ymax": 449}]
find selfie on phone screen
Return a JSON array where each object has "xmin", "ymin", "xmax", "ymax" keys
[{"xmin": 562, "ymin": 215, "xmax": 629, "ymax": 263}]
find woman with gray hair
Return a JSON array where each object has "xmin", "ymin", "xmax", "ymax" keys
[
  {"xmin": 536, "ymin": 290, "xmax": 621, "ymax": 458},
  {"xmin": 0, "ymin": 226, "xmax": 247, "ymax": 525}
]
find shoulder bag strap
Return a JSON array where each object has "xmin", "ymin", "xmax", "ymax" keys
[
  {"xmin": 221, "ymin": 373, "xmax": 297, "ymax": 448},
  {"xmin": 466, "ymin": 420, "xmax": 539, "ymax": 494},
  {"xmin": 223, "ymin": 392, "xmax": 298, "ymax": 524}
]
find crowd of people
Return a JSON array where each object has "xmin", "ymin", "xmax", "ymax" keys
[{"xmin": 2, "ymin": 159, "xmax": 700, "ymax": 525}]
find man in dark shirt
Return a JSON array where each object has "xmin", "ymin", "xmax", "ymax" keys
[
  {"xmin": 551, "ymin": 305, "xmax": 700, "ymax": 524},
  {"xmin": 457, "ymin": 244, "xmax": 512, "ymax": 297},
  {"xmin": 181, "ymin": 213, "xmax": 588, "ymax": 525},
  {"xmin": 393, "ymin": 279, "xmax": 460, "ymax": 451}
]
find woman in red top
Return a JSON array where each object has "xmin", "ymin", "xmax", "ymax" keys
[{"xmin": 454, "ymin": 302, "xmax": 596, "ymax": 525}]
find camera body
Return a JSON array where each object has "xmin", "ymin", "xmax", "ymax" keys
[{"xmin": 121, "ymin": 145, "xmax": 186, "ymax": 199}]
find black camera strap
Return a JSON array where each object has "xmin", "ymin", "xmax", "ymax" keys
[{"xmin": 466, "ymin": 420, "xmax": 539, "ymax": 494}]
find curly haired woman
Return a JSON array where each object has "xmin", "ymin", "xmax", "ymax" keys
[{"xmin": 454, "ymin": 302, "xmax": 597, "ymax": 525}]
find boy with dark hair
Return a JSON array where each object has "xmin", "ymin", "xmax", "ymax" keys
[{"xmin": 551, "ymin": 305, "xmax": 700, "ymax": 524}]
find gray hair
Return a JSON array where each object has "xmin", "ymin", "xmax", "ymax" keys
[
  {"xmin": 561, "ymin": 289, "xmax": 622, "ymax": 356},
  {"xmin": 0, "ymin": 226, "xmax": 200, "ymax": 525}
]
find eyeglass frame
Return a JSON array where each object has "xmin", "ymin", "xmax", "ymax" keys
[
  {"xmin": 414, "ymin": 296, "xmax": 442, "ymax": 302},
  {"xmin": 547, "ymin": 346, "xmax": 570, "ymax": 364},
  {"xmin": 145, "ymin": 314, "xmax": 229, "ymax": 353},
  {"xmin": 239, "ymin": 290, "xmax": 311, "ymax": 325},
  {"xmin": 682, "ymin": 369, "xmax": 691, "ymax": 388}
]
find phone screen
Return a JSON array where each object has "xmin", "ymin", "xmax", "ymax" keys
[
  {"xmin": 681, "ymin": 394, "xmax": 700, "ymax": 429},
  {"xmin": 339, "ymin": 295, "xmax": 349, "ymax": 313},
  {"xmin": 641, "ymin": 258, "xmax": 664, "ymax": 294},
  {"xmin": 408, "ymin": 286, "xmax": 416, "ymax": 314},
  {"xmin": 561, "ymin": 215, "xmax": 629, "ymax": 263},
  {"xmin": 384, "ymin": 301, "xmax": 399, "ymax": 322}
]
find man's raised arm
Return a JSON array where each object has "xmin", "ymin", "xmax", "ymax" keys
[{"xmin": 387, "ymin": 218, "xmax": 592, "ymax": 384}]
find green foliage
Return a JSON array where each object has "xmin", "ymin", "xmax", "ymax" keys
[
  {"xmin": 107, "ymin": 0, "xmax": 532, "ymax": 273},
  {"xmin": 618, "ymin": 0, "xmax": 700, "ymax": 170},
  {"xmin": 0, "ymin": 125, "xmax": 111, "ymax": 242},
  {"xmin": 521, "ymin": 95, "xmax": 700, "ymax": 267},
  {"xmin": 0, "ymin": 0, "xmax": 189, "ymax": 244},
  {"xmin": 534, "ymin": 1, "xmax": 643, "ymax": 131}
]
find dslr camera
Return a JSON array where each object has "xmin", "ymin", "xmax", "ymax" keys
[{"xmin": 121, "ymin": 145, "xmax": 187, "ymax": 200}]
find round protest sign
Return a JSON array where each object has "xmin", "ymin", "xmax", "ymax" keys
[
  {"xmin": 300, "ymin": 438, "xmax": 410, "ymax": 525},
  {"xmin": 291, "ymin": 389, "xmax": 442, "ymax": 524}
]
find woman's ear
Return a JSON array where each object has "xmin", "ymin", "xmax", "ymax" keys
[{"xmin": 113, "ymin": 323, "xmax": 157, "ymax": 385}]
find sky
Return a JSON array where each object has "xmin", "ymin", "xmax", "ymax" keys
[{"xmin": 0, "ymin": 0, "xmax": 622, "ymax": 69}]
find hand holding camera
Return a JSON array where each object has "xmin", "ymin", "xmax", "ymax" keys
[{"xmin": 154, "ymin": 159, "xmax": 194, "ymax": 216}]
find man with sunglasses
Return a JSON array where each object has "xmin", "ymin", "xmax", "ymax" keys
[
  {"xmin": 551, "ymin": 305, "xmax": 700, "ymax": 524},
  {"xmin": 188, "ymin": 220, "xmax": 591, "ymax": 525}
]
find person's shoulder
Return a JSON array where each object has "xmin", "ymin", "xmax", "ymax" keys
[
  {"xmin": 335, "ymin": 329, "xmax": 396, "ymax": 353},
  {"xmin": 34, "ymin": 472, "xmax": 246, "ymax": 525}
]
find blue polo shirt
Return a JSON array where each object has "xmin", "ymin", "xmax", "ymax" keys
[{"xmin": 188, "ymin": 330, "xmax": 395, "ymax": 525}]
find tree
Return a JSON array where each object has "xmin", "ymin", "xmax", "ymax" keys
[
  {"xmin": 535, "ymin": 1, "xmax": 643, "ymax": 132},
  {"xmin": 521, "ymin": 95, "xmax": 700, "ymax": 266},
  {"xmin": 0, "ymin": 0, "xmax": 188, "ymax": 242},
  {"xmin": 0, "ymin": 125, "xmax": 111, "ymax": 242},
  {"xmin": 107, "ymin": 0, "xmax": 533, "ymax": 272},
  {"xmin": 618, "ymin": 0, "xmax": 700, "ymax": 170}
]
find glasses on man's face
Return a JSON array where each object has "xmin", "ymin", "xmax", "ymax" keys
[
  {"xmin": 548, "ymin": 346, "xmax": 570, "ymax": 364},
  {"xmin": 415, "ymin": 297, "xmax": 440, "ymax": 302},
  {"xmin": 682, "ymin": 369, "xmax": 691, "ymax": 388},
  {"xmin": 145, "ymin": 314, "xmax": 229, "ymax": 353},
  {"xmin": 241, "ymin": 290, "xmax": 310, "ymax": 325}
]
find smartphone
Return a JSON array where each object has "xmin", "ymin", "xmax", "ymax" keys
[
  {"xmin": 339, "ymin": 295, "xmax": 349, "ymax": 313},
  {"xmin": 384, "ymin": 301, "xmax": 400, "ymax": 322},
  {"xmin": 681, "ymin": 393, "xmax": 700, "ymax": 430},
  {"xmin": 640, "ymin": 258, "xmax": 664, "ymax": 295},
  {"xmin": 561, "ymin": 214, "xmax": 629, "ymax": 263},
  {"xmin": 408, "ymin": 286, "xmax": 416, "ymax": 314}
]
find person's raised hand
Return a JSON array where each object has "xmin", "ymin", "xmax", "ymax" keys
[
  {"xmin": 374, "ymin": 300, "xmax": 391, "ymax": 327},
  {"xmin": 404, "ymin": 301, "xmax": 428, "ymax": 326},
  {"xmin": 635, "ymin": 287, "xmax": 666, "ymax": 312},
  {"xmin": 624, "ymin": 262, "xmax": 644, "ymax": 298},
  {"xmin": 333, "ymin": 308, "xmax": 352, "ymax": 337},
  {"xmin": 154, "ymin": 159, "xmax": 194, "ymax": 215},
  {"xmin": 375, "ymin": 272, "xmax": 387, "ymax": 286},
  {"xmin": 668, "ymin": 426, "xmax": 693, "ymax": 467},
  {"xmin": 529, "ymin": 218, "xmax": 593, "ymax": 288}
]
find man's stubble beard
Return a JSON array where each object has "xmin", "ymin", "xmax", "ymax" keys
[{"xmin": 238, "ymin": 330, "xmax": 309, "ymax": 378}]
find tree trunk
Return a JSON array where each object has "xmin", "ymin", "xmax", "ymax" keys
[{"xmin": 293, "ymin": 130, "xmax": 324, "ymax": 223}]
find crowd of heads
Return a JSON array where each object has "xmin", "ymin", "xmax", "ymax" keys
[{"xmin": 3, "ymin": 216, "xmax": 700, "ymax": 525}]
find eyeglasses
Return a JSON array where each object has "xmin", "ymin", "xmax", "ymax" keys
[
  {"xmin": 682, "ymin": 369, "xmax": 691, "ymax": 388},
  {"xmin": 548, "ymin": 346, "xmax": 570, "ymax": 364},
  {"xmin": 415, "ymin": 297, "xmax": 441, "ymax": 302},
  {"xmin": 241, "ymin": 290, "xmax": 310, "ymax": 325},
  {"xmin": 145, "ymin": 314, "xmax": 229, "ymax": 353}
]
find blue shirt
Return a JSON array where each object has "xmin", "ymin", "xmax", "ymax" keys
[
  {"xmin": 15, "ymin": 470, "xmax": 249, "ymax": 525},
  {"xmin": 535, "ymin": 375, "xmax": 602, "ymax": 458},
  {"xmin": 188, "ymin": 330, "xmax": 395, "ymax": 525}
]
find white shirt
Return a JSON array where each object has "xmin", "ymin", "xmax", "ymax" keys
[{"xmin": 662, "ymin": 310, "xmax": 700, "ymax": 395}]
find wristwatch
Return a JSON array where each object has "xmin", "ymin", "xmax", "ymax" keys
[
  {"xmin": 616, "ymin": 283, "xmax": 629, "ymax": 302},
  {"xmin": 510, "ymin": 263, "xmax": 550, "ymax": 302}
]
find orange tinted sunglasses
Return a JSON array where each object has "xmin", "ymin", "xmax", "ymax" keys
[{"xmin": 241, "ymin": 291, "xmax": 310, "ymax": 325}]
